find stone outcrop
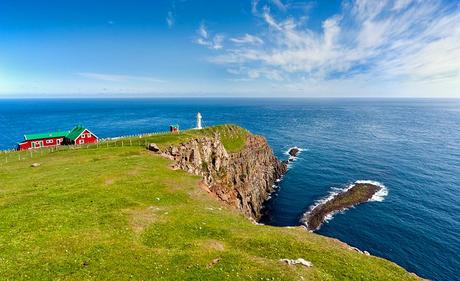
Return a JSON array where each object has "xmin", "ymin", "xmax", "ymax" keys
[
  {"xmin": 280, "ymin": 258, "xmax": 313, "ymax": 267},
  {"xmin": 288, "ymin": 147, "xmax": 300, "ymax": 157},
  {"xmin": 301, "ymin": 182, "xmax": 383, "ymax": 231},
  {"xmin": 155, "ymin": 133, "xmax": 287, "ymax": 220}
]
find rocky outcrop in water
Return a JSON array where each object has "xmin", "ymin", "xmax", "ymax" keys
[
  {"xmin": 154, "ymin": 133, "xmax": 287, "ymax": 220},
  {"xmin": 288, "ymin": 147, "xmax": 300, "ymax": 157},
  {"xmin": 301, "ymin": 182, "xmax": 383, "ymax": 231}
]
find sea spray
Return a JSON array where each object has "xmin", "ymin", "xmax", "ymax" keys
[{"xmin": 284, "ymin": 147, "xmax": 306, "ymax": 169}]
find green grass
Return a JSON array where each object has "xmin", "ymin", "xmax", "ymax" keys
[
  {"xmin": 0, "ymin": 126, "xmax": 419, "ymax": 280},
  {"xmin": 125, "ymin": 124, "xmax": 248, "ymax": 153}
]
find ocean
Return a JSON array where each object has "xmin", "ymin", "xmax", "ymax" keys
[{"xmin": 0, "ymin": 98, "xmax": 459, "ymax": 280}]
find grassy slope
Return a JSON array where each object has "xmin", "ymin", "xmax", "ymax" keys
[
  {"xmin": 124, "ymin": 124, "xmax": 249, "ymax": 153},
  {"xmin": 0, "ymin": 126, "xmax": 418, "ymax": 280}
]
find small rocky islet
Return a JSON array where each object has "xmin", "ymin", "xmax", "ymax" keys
[
  {"xmin": 302, "ymin": 182, "xmax": 383, "ymax": 231},
  {"xmin": 287, "ymin": 147, "xmax": 301, "ymax": 161},
  {"xmin": 288, "ymin": 147, "xmax": 300, "ymax": 157}
]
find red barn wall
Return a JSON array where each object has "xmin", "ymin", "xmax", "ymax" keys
[
  {"xmin": 18, "ymin": 137, "xmax": 64, "ymax": 151},
  {"xmin": 74, "ymin": 129, "xmax": 98, "ymax": 145},
  {"xmin": 18, "ymin": 142, "xmax": 31, "ymax": 150}
]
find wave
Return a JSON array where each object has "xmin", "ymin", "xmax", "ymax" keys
[
  {"xmin": 284, "ymin": 147, "xmax": 306, "ymax": 168},
  {"xmin": 355, "ymin": 180, "xmax": 388, "ymax": 202},
  {"xmin": 300, "ymin": 183, "xmax": 354, "ymax": 229},
  {"xmin": 284, "ymin": 146, "xmax": 306, "ymax": 159},
  {"xmin": 300, "ymin": 180, "xmax": 388, "ymax": 230}
]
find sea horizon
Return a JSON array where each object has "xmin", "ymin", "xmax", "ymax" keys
[{"xmin": 2, "ymin": 96, "xmax": 460, "ymax": 100}]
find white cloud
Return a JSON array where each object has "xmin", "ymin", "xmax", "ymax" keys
[
  {"xmin": 271, "ymin": 0, "xmax": 287, "ymax": 11},
  {"xmin": 251, "ymin": 0, "xmax": 260, "ymax": 14},
  {"xmin": 205, "ymin": 0, "xmax": 460, "ymax": 95},
  {"xmin": 77, "ymin": 73, "xmax": 165, "ymax": 83},
  {"xmin": 166, "ymin": 11, "xmax": 174, "ymax": 28},
  {"xmin": 262, "ymin": 6, "xmax": 282, "ymax": 30},
  {"xmin": 198, "ymin": 23, "xmax": 208, "ymax": 39},
  {"xmin": 195, "ymin": 23, "xmax": 225, "ymax": 50},
  {"xmin": 392, "ymin": 0, "xmax": 413, "ymax": 11},
  {"xmin": 230, "ymin": 34, "xmax": 264, "ymax": 45}
]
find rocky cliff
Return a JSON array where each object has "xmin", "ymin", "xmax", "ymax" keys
[{"xmin": 153, "ymin": 132, "xmax": 287, "ymax": 220}]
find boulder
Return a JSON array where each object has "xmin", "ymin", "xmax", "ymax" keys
[
  {"xmin": 30, "ymin": 163, "xmax": 40, "ymax": 167},
  {"xmin": 288, "ymin": 147, "xmax": 300, "ymax": 157},
  {"xmin": 170, "ymin": 147, "xmax": 179, "ymax": 156},
  {"xmin": 147, "ymin": 143, "xmax": 160, "ymax": 153},
  {"xmin": 206, "ymin": 258, "xmax": 221, "ymax": 268},
  {"xmin": 280, "ymin": 258, "xmax": 313, "ymax": 267}
]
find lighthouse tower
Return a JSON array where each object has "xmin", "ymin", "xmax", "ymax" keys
[{"xmin": 196, "ymin": 112, "xmax": 202, "ymax": 129}]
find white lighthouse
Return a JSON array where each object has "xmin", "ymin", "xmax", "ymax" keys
[{"xmin": 196, "ymin": 112, "xmax": 202, "ymax": 129}]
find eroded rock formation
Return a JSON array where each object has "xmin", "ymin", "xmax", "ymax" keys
[{"xmin": 154, "ymin": 133, "xmax": 287, "ymax": 220}]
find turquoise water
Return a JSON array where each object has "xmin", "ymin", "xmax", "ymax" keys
[{"xmin": 0, "ymin": 98, "xmax": 459, "ymax": 280}]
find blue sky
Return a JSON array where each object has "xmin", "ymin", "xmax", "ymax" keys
[{"xmin": 0, "ymin": 0, "xmax": 459, "ymax": 97}]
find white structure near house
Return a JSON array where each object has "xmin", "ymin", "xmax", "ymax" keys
[{"xmin": 196, "ymin": 112, "xmax": 202, "ymax": 129}]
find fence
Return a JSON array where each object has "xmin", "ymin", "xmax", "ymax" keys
[{"xmin": 0, "ymin": 130, "xmax": 175, "ymax": 167}]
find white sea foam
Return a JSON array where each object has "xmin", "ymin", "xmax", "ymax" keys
[
  {"xmin": 323, "ymin": 213, "xmax": 335, "ymax": 223},
  {"xmin": 300, "ymin": 180, "xmax": 388, "ymax": 230},
  {"xmin": 284, "ymin": 146, "xmax": 304, "ymax": 155},
  {"xmin": 370, "ymin": 186, "xmax": 389, "ymax": 202},
  {"xmin": 283, "ymin": 147, "xmax": 306, "ymax": 170},
  {"xmin": 355, "ymin": 180, "xmax": 388, "ymax": 202},
  {"xmin": 284, "ymin": 146, "xmax": 306, "ymax": 162}
]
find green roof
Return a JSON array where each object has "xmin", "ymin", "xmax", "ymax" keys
[
  {"xmin": 24, "ymin": 131, "xmax": 69, "ymax": 141},
  {"xmin": 65, "ymin": 125, "xmax": 86, "ymax": 141}
]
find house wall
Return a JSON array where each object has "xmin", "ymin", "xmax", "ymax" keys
[
  {"xmin": 18, "ymin": 137, "xmax": 64, "ymax": 150},
  {"xmin": 74, "ymin": 129, "xmax": 98, "ymax": 145}
]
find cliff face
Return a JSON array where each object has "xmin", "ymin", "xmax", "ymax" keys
[{"xmin": 157, "ymin": 133, "xmax": 287, "ymax": 220}]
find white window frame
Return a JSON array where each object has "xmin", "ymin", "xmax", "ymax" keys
[
  {"xmin": 81, "ymin": 134, "xmax": 86, "ymax": 138},
  {"xmin": 46, "ymin": 139, "xmax": 53, "ymax": 144},
  {"xmin": 87, "ymin": 133, "xmax": 91, "ymax": 138},
  {"xmin": 79, "ymin": 139, "xmax": 84, "ymax": 144}
]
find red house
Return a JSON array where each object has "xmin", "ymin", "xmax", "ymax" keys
[
  {"xmin": 63, "ymin": 125, "xmax": 98, "ymax": 145},
  {"xmin": 169, "ymin": 124, "xmax": 180, "ymax": 133},
  {"xmin": 17, "ymin": 125, "xmax": 98, "ymax": 150},
  {"xmin": 18, "ymin": 131, "xmax": 68, "ymax": 150}
]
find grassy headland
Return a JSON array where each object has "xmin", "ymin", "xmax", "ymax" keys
[{"xmin": 0, "ymin": 125, "xmax": 418, "ymax": 280}]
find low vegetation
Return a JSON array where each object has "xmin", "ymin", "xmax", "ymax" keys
[
  {"xmin": 0, "ymin": 126, "xmax": 418, "ymax": 280},
  {"xmin": 125, "ymin": 124, "xmax": 249, "ymax": 152}
]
